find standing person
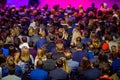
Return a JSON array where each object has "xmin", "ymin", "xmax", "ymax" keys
[
  {"xmin": 72, "ymin": 43, "xmax": 87, "ymax": 64},
  {"xmin": 2, "ymin": 65, "xmax": 21, "ymax": 80},
  {"xmin": 30, "ymin": 59, "xmax": 48, "ymax": 80},
  {"xmin": 49, "ymin": 58, "xmax": 69, "ymax": 80}
]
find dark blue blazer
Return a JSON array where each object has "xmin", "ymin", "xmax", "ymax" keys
[
  {"xmin": 49, "ymin": 68, "xmax": 69, "ymax": 80},
  {"xmin": 72, "ymin": 50, "xmax": 87, "ymax": 64}
]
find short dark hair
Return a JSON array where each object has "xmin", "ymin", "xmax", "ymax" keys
[
  {"xmin": 8, "ymin": 65, "xmax": 15, "ymax": 75},
  {"xmin": 56, "ymin": 58, "xmax": 63, "ymax": 68},
  {"xmin": 36, "ymin": 59, "xmax": 43, "ymax": 68},
  {"xmin": 22, "ymin": 36, "xmax": 27, "ymax": 42},
  {"xmin": 76, "ymin": 43, "xmax": 83, "ymax": 49},
  {"xmin": 46, "ymin": 52, "xmax": 53, "ymax": 59}
]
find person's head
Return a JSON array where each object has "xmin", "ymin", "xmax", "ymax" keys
[
  {"xmin": 39, "ymin": 28, "xmax": 46, "ymax": 38},
  {"xmin": 59, "ymin": 57, "xmax": 71, "ymax": 73},
  {"xmin": 111, "ymin": 45, "xmax": 117, "ymax": 53},
  {"xmin": 57, "ymin": 32, "xmax": 63, "ymax": 39},
  {"xmin": 98, "ymin": 52, "xmax": 108, "ymax": 62},
  {"xmin": 22, "ymin": 36, "xmax": 27, "ymax": 43},
  {"xmin": 37, "ymin": 48, "xmax": 46, "ymax": 59},
  {"xmin": 56, "ymin": 57, "xmax": 64, "ymax": 68},
  {"xmin": 6, "ymin": 56, "xmax": 15, "ymax": 66},
  {"xmin": 14, "ymin": 37, "xmax": 21, "ymax": 47},
  {"xmin": 76, "ymin": 37, "xmax": 81, "ymax": 45},
  {"xmin": 46, "ymin": 52, "xmax": 53, "ymax": 59},
  {"xmin": 28, "ymin": 26, "xmax": 34, "ymax": 36},
  {"xmin": 84, "ymin": 31, "xmax": 89, "ymax": 38},
  {"xmin": 36, "ymin": 59, "xmax": 43, "ymax": 69},
  {"xmin": 81, "ymin": 57, "xmax": 91, "ymax": 70},
  {"xmin": 65, "ymin": 51, "xmax": 72, "ymax": 60},
  {"xmin": 88, "ymin": 44, "xmax": 94, "ymax": 51},
  {"xmin": 5, "ymin": 36, "xmax": 13, "ymax": 44},
  {"xmin": 56, "ymin": 39, "xmax": 64, "ymax": 52},
  {"xmin": 9, "ymin": 46, "xmax": 15, "ymax": 56},
  {"xmin": 90, "ymin": 31, "xmax": 97, "ymax": 40},
  {"xmin": 21, "ymin": 47, "xmax": 30, "ymax": 62},
  {"xmin": 10, "ymin": 29, "xmax": 15, "ymax": 37},
  {"xmin": 8, "ymin": 65, "xmax": 15, "ymax": 75},
  {"xmin": 91, "ymin": 3, "xmax": 95, "ymax": 7},
  {"xmin": 92, "ymin": 38, "xmax": 101, "ymax": 49},
  {"xmin": 99, "ymin": 62, "xmax": 110, "ymax": 75},
  {"xmin": 49, "ymin": 35, "xmax": 55, "ymax": 41}
]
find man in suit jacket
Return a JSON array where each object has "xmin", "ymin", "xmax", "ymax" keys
[
  {"xmin": 49, "ymin": 58, "xmax": 69, "ymax": 80},
  {"xmin": 30, "ymin": 60, "xmax": 48, "ymax": 80},
  {"xmin": 72, "ymin": 43, "xmax": 87, "ymax": 64}
]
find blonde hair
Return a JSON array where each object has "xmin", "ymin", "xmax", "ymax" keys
[
  {"xmin": 81, "ymin": 57, "xmax": 91, "ymax": 70},
  {"xmin": 14, "ymin": 51, "xmax": 20, "ymax": 65},
  {"xmin": 72, "ymin": 28, "xmax": 82, "ymax": 44},
  {"xmin": 21, "ymin": 47, "xmax": 30, "ymax": 62},
  {"xmin": 5, "ymin": 36, "xmax": 13, "ymax": 44},
  {"xmin": 37, "ymin": 48, "xmax": 46, "ymax": 60},
  {"xmin": 6, "ymin": 56, "xmax": 14, "ymax": 66},
  {"xmin": 28, "ymin": 26, "xmax": 34, "ymax": 36},
  {"xmin": 60, "ymin": 57, "xmax": 71, "ymax": 73}
]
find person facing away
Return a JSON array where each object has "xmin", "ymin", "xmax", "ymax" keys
[
  {"xmin": 30, "ymin": 59, "xmax": 48, "ymax": 80},
  {"xmin": 49, "ymin": 57, "xmax": 69, "ymax": 80},
  {"xmin": 2, "ymin": 63, "xmax": 21, "ymax": 80}
]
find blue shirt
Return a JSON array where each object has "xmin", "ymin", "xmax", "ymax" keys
[
  {"xmin": 36, "ymin": 38, "xmax": 48, "ymax": 49},
  {"xmin": 30, "ymin": 68, "xmax": 48, "ymax": 80},
  {"xmin": 72, "ymin": 50, "xmax": 87, "ymax": 64}
]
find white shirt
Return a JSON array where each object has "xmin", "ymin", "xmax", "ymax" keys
[{"xmin": 2, "ymin": 75, "xmax": 21, "ymax": 80}]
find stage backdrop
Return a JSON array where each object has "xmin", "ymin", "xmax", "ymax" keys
[{"xmin": 6, "ymin": 0, "xmax": 120, "ymax": 9}]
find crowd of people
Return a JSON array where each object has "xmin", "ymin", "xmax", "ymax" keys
[{"xmin": 0, "ymin": 2, "xmax": 120, "ymax": 80}]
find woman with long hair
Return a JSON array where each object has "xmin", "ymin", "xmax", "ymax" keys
[
  {"xmin": 60, "ymin": 57, "xmax": 71, "ymax": 74},
  {"xmin": 18, "ymin": 47, "xmax": 34, "ymax": 74},
  {"xmin": 35, "ymin": 48, "xmax": 47, "ymax": 67}
]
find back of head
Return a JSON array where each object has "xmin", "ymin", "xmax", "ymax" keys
[
  {"xmin": 36, "ymin": 59, "xmax": 43, "ymax": 68},
  {"xmin": 65, "ymin": 52, "xmax": 72, "ymax": 60},
  {"xmin": 6, "ymin": 56, "xmax": 15, "ymax": 66},
  {"xmin": 9, "ymin": 46, "xmax": 15, "ymax": 56},
  {"xmin": 8, "ymin": 65, "xmax": 15, "ymax": 75},
  {"xmin": 81, "ymin": 57, "xmax": 91, "ymax": 70},
  {"xmin": 0, "ymin": 40, "xmax": 4, "ymax": 48},
  {"xmin": 46, "ymin": 52, "xmax": 53, "ymax": 59},
  {"xmin": 22, "ymin": 36, "xmax": 27, "ymax": 42},
  {"xmin": 21, "ymin": 47, "xmax": 30, "ymax": 62},
  {"xmin": 56, "ymin": 58, "xmax": 63, "ymax": 68},
  {"xmin": 84, "ymin": 31, "xmax": 89, "ymax": 38},
  {"xmin": 76, "ymin": 43, "xmax": 83, "ymax": 49},
  {"xmin": 49, "ymin": 35, "xmax": 55, "ymax": 41}
]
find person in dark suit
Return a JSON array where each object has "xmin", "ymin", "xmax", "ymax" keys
[
  {"xmin": 30, "ymin": 59, "xmax": 48, "ymax": 80},
  {"xmin": 43, "ymin": 52, "xmax": 56, "ymax": 72},
  {"xmin": 49, "ymin": 57, "xmax": 69, "ymax": 80},
  {"xmin": 72, "ymin": 43, "xmax": 87, "ymax": 64}
]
